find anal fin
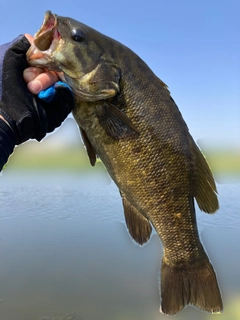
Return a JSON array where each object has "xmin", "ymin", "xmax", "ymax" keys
[{"xmin": 121, "ymin": 193, "xmax": 152, "ymax": 245}]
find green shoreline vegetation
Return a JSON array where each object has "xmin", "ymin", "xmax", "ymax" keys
[
  {"xmin": 204, "ymin": 149, "xmax": 240, "ymax": 175},
  {"xmin": 4, "ymin": 140, "xmax": 95, "ymax": 172},
  {"xmin": 4, "ymin": 140, "xmax": 240, "ymax": 179}
]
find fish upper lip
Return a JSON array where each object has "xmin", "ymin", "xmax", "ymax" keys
[
  {"xmin": 33, "ymin": 10, "xmax": 59, "ymax": 51},
  {"xmin": 35, "ymin": 11, "xmax": 57, "ymax": 39}
]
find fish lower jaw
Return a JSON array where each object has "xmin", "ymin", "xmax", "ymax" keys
[
  {"xmin": 27, "ymin": 45, "xmax": 51, "ymax": 65},
  {"xmin": 27, "ymin": 55, "xmax": 49, "ymax": 67},
  {"xmin": 26, "ymin": 36, "xmax": 62, "ymax": 70},
  {"xmin": 26, "ymin": 49, "xmax": 61, "ymax": 73}
]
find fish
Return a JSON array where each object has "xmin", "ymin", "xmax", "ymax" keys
[{"xmin": 27, "ymin": 11, "xmax": 223, "ymax": 315}]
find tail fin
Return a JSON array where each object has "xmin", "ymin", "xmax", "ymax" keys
[{"xmin": 160, "ymin": 256, "xmax": 223, "ymax": 315}]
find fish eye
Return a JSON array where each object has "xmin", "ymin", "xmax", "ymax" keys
[{"xmin": 71, "ymin": 28, "xmax": 86, "ymax": 42}]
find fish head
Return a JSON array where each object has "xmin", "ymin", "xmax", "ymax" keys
[{"xmin": 27, "ymin": 11, "xmax": 121, "ymax": 101}]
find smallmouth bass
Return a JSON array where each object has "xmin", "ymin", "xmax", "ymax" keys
[{"xmin": 27, "ymin": 11, "xmax": 223, "ymax": 315}]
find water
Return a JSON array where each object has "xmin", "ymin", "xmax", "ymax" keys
[{"xmin": 0, "ymin": 170, "xmax": 239, "ymax": 320}]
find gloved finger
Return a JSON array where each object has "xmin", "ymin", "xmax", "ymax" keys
[
  {"xmin": 41, "ymin": 83, "xmax": 74, "ymax": 133},
  {"xmin": 38, "ymin": 81, "xmax": 72, "ymax": 102}
]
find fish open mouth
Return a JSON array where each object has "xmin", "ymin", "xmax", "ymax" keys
[
  {"xmin": 33, "ymin": 11, "xmax": 58, "ymax": 50},
  {"xmin": 26, "ymin": 11, "xmax": 61, "ymax": 67}
]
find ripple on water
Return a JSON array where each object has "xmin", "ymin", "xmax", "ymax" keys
[{"xmin": 37, "ymin": 313, "xmax": 83, "ymax": 320}]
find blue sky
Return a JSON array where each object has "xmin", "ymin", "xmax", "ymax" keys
[{"xmin": 0, "ymin": 0, "xmax": 239, "ymax": 148}]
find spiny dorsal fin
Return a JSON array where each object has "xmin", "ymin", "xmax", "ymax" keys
[
  {"xmin": 120, "ymin": 192, "xmax": 152, "ymax": 245},
  {"xmin": 95, "ymin": 102, "xmax": 139, "ymax": 140},
  {"xmin": 79, "ymin": 126, "xmax": 97, "ymax": 166}
]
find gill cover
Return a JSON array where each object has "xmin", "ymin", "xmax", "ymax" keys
[{"xmin": 63, "ymin": 60, "xmax": 121, "ymax": 101}]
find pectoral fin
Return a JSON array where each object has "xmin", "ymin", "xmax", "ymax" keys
[
  {"xmin": 121, "ymin": 192, "xmax": 152, "ymax": 245},
  {"xmin": 96, "ymin": 102, "xmax": 139, "ymax": 140},
  {"xmin": 79, "ymin": 126, "xmax": 97, "ymax": 166}
]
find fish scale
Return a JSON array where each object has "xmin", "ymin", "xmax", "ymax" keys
[{"xmin": 27, "ymin": 11, "xmax": 223, "ymax": 315}]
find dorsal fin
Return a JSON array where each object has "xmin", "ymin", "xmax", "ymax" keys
[
  {"xmin": 193, "ymin": 145, "xmax": 219, "ymax": 213},
  {"xmin": 120, "ymin": 192, "xmax": 152, "ymax": 245}
]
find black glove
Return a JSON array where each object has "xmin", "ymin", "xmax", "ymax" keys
[{"xmin": 0, "ymin": 35, "xmax": 74, "ymax": 171}]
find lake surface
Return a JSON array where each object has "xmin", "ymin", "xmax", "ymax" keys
[{"xmin": 0, "ymin": 170, "xmax": 239, "ymax": 320}]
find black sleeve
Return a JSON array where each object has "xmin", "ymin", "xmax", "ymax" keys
[{"xmin": 0, "ymin": 118, "xmax": 16, "ymax": 171}]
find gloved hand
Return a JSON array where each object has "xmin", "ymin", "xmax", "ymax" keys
[{"xmin": 0, "ymin": 35, "xmax": 74, "ymax": 171}]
